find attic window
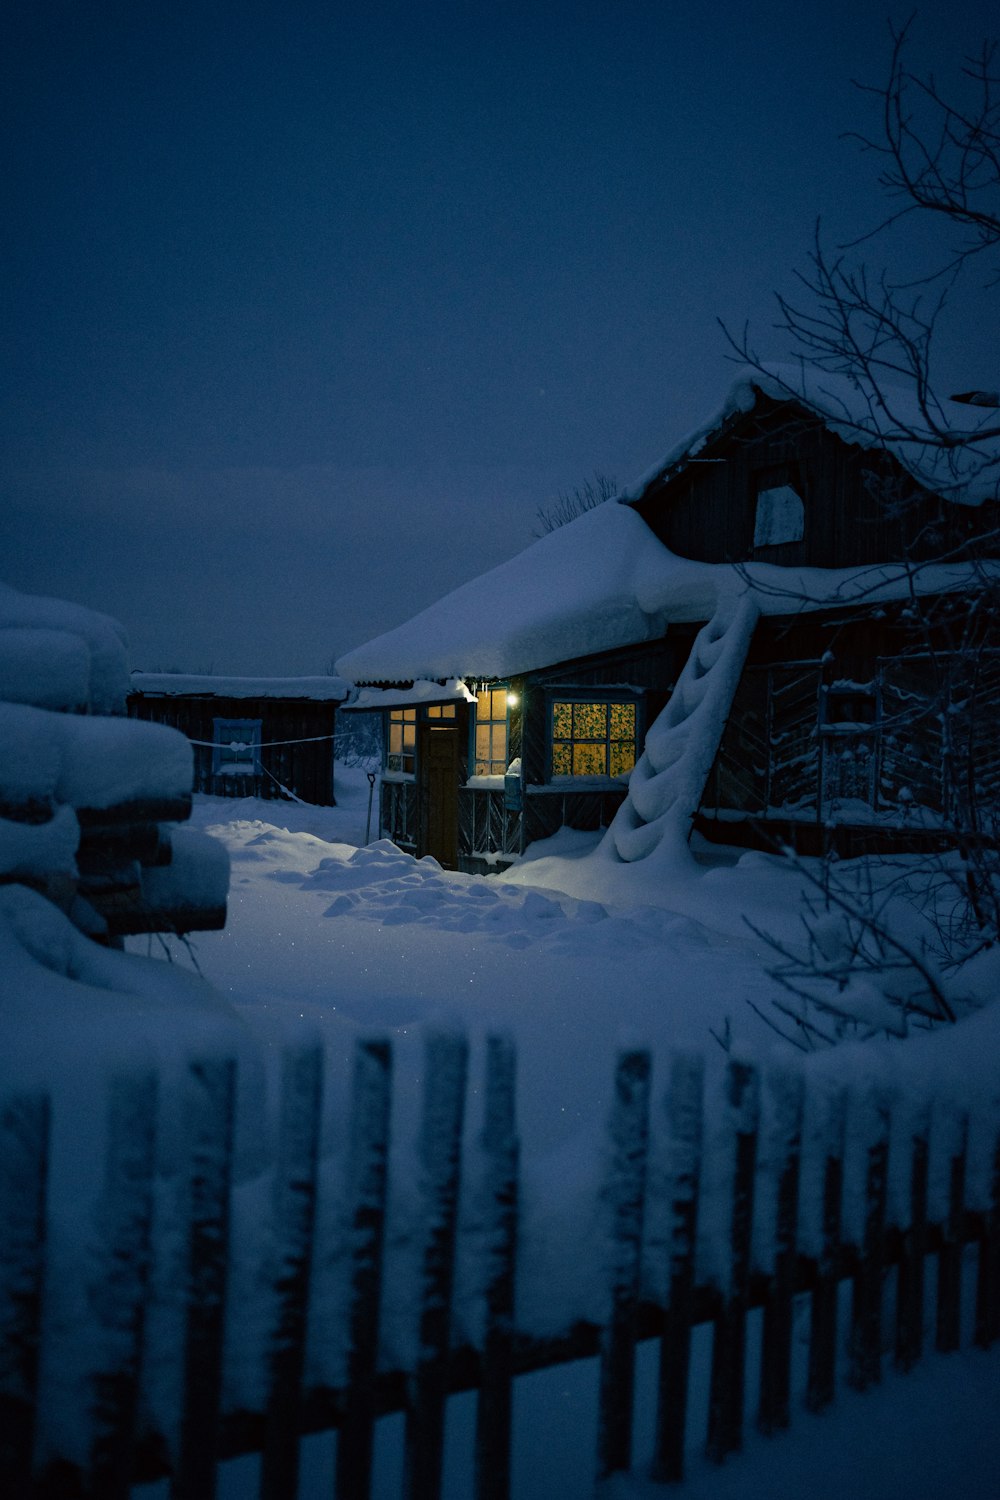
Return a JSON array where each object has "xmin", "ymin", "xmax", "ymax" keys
[{"xmin": 753, "ymin": 483, "xmax": 804, "ymax": 548}]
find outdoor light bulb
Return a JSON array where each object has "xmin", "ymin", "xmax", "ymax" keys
[{"xmin": 507, "ymin": 692, "xmax": 519, "ymax": 707}]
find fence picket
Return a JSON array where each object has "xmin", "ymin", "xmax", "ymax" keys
[
  {"xmin": 847, "ymin": 1092, "xmax": 889, "ymax": 1392},
  {"xmin": 651, "ymin": 1052, "xmax": 704, "ymax": 1485},
  {"xmin": 757, "ymin": 1069, "xmax": 803, "ymax": 1436},
  {"xmin": 894, "ymin": 1111, "xmax": 929, "ymax": 1373},
  {"xmin": 86, "ymin": 1071, "xmax": 158, "ymax": 1500},
  {"xmin": 805, "ymin": 1086, "xmax": 846, "ymax": 1412},
  {"xmin": 335, "ymin": 1037, "xmax": 393, "ymax": 1500},
  {"xmin": 935, "ymin": 1112, "xmax": 968, "ymax": 1354},
  {"xmin": 596, "ymin": 1048, "xmax": 652, "ymax": 1481},
  {"xmin": 403, "ymin": 1032, "xmax": 468, "ymax": 1500},
  {"xmin": 474, "ymin": 1035, "xmax": 519, "ymax": 1500},
  {"xmin": 172, "ymin": 1056, "xmax": 236, "ymax": 1500},
  {"xmin": 11, "ymin": 1033, "xmax": 1000, "ymax": 1496},
  {"xmin": 260, "ymin": 1044, "xmax": 323, "ymax": 1500},
  {"xmin": 0, "ymin": 1092, "xmax": 50, "ymax": 1492},
  {"xmin": 706, "ymin": 1060, "xmax": 759, "ymax": 1464},
  {"xmin": 974, "ymin": 1122, "xmax": 1000, "ymax": 1349}
]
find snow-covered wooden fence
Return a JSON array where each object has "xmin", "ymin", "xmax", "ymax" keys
[{"xmin": 2, "ymin": 1036, "xmax": 999, "ymax": 1499}]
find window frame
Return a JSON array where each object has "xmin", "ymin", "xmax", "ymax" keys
[
  {"xmin": 546, "ymin": 688, "xmax": 642, "ymax": 781},
  {"xmin": 212, "ymin": 717, "xmax": 262, "ymax": 777},
  {"xmin": 471, "ymin": 683, "xmax": 511, "ymax": 777},
  {"xmin": 385, "ymin": 706, "xmax": 418, "ymax": 776}
]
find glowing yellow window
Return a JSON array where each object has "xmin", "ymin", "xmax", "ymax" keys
[
  {"xmin": 426, "ymin": 704, "xmax": 456, "ymax": 719},
  {"xmin": 387, "ymin": 707, "xmax": 416, "ymax": 773},
  {"xmin": 551, "ymin": 699, "xmax": 636, "ymax": 779},
  {"xmin": 475, "ymin": 688, "xmax": 509, "ymax": 775}
]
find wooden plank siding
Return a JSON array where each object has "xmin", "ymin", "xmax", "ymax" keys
[
  {"xmin": 632, "ymin": 396, "xmax": 994, "ymax": 570},
  {"xmin": 128, "ymin": 694, "xmax": 338, "ymax": 805}
]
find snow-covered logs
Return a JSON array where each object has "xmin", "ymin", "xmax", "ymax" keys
[{"xmin": 0, "ymin": 581, "xmax": 228, "ymax": 938}]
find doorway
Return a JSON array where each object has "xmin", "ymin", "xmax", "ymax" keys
[{"xmin": 419, "ymin": 723, "xmax": 460, "ymax": 868}]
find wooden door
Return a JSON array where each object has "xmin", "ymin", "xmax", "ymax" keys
[{"xmin": 419, "ymin": 725, "xmax": 460, "ymax": 868}]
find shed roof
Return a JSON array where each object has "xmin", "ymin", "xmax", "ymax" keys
[{"xmin": 130, "ymin": 673, "xmax": 349, "ymax": 701}]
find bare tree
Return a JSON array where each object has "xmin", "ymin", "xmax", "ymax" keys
[
  {"xmin": 730, "ymin": 20, "xmax": 1000, "ymax": 500},
  {"xmin": 532, "ymin": 471, "xmax": 618, "ymax": 537},
  {"xmin": 727, "ymin": 21, "xmax": 1000, "ymax": 1045}
]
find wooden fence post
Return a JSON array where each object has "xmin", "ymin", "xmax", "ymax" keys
[
  {"xmin": 596, "ymin": 1048, "xmax": 652, "ymax": 1482},
  {"xmin": 474, "ymin": 1035, "xmax": 519, "ymax": 1500},
  {"xmin": 260, "ymin": 1043, "xmax": 323, "ymax": 1500},
  {"xmin": 0, "ymin": 1092, "xmax": 50, "ymax": 1493},
  {"xmin": 805, "ymin": 1086, "xmax": 846, "ymax": 1413},
  {"xmin": 895, "ymin": 1107, "xmax": 929, "ymax": 1373},
  {"xmin": 172, "ymin": 1056, "xmax": 236, "ymax": 1500},
  {"xmin": 757, "ymin": 1069, "xmax": 803, "ymax": 1436},
  {"xmin": 847, "ymin": 1091, "xmax": 889, "ymax": 1393},
  {"xmin": 706, "ymin": 1060, "xmax": 759, "ymax": 1464},
  {"xmin": 974, "ymin": 1121, "xmax": 1000, "ymax": 1349},
  {"xmin": 651, "ymin": 1051, "xmax": 704, "ymax": 1485},
  {"xmin": 335, "ymin": 1036, "xmax": 393, "ymax": 1500},
  {"xmin": 403, "ymin": 1032, "xmax": 468, "ymax": 1500},
  {"xmin": 935, "ymin": 1111, "xmax": 968, "ymax": 1355},
  {"xmin": 86, "ymin": 1071, "xmax": 159, "ymax": 1500}
]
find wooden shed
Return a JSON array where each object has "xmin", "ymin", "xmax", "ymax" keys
[
  {"xmin": 337, "ymin": 367, "xmax": 1000, "ymax": 871},
  {"xmin": 128, "ymin": 674, "xmax": 349, "ymax": 805}
]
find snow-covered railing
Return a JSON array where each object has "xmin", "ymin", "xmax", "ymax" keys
[{"xmin": 2, "ymin": 1035, "xmax": 999, "ymax": 1498}]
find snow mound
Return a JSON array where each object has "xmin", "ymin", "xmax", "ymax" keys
[{"xmin": 600, "ymin": 595, "xmax": 760, "ymax": 872}]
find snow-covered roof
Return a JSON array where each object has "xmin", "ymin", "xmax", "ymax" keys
[
  {"xmin": 336, "ymin": 365, "xmax": 1000, "ymax": 687},
  {"xmin": 343, "ymin": 678, "xmax": 476, "ymax": 712},
  {"xmin": 336, "ymin": 499, "xmax": 1000, "ymax": 687},
  {"xmin": 623, "ymin": 364, "xmax": 1000, "ymax": 508},
  {"xmin": 130, "ymin": 672, "xmax": 349, "ymax": 701},
  {"xmin": 336, "ymin": 503, "xmax": 677, "ymax": 684}
]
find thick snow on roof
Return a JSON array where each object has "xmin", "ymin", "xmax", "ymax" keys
[
  {"xmin": 336, "ymin": 493, "xmax": 1000, "ymax": 686},
  {"xmin": 131, "ymin": 672, "xmax": 349, "ymax": 700},
  {"xmin": 345, "ymin": 678, "xmax": 476, "ymax": 711},
  {"xmin": 624, "ymin": 364, "xmax": 1000, "ymax": 507},
  {"xmin": 336, "ymin": 502, "xmax": 677, "ymax": 684}
]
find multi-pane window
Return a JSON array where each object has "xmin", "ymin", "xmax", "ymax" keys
[
  {"xmin": 387, "ymin": 707, "xmax": 416, "ymax": 773},
  {"xmin": 426, "ymin": 705, "xmax": 456, "ymax": 721},
  {"xmin": 475, "ymin": 688, "xmax": 509, "ymax": 775},
  {"xmin": 551, "ymin": 699, "xmax": 637, "ymax": 778},
  {"xmin": 212, "ymin": 718, "xmax": 261, "ymax": 777}
]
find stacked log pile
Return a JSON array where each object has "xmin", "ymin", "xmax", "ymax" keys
[{"xmin": 0, "ymin": 582, "xmax": 228, "ymax": 940}]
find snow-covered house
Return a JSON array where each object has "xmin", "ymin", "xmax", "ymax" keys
[
  {"xmin": 128, "ymin": 674, "xmax": 349, "ymax": 805},
  {"xmin": 337, "ymin": 368, "xmax": 1000, "ymax": 873}
]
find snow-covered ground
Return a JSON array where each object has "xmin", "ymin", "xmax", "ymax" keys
[{"xmin": 120, "ymin": 765, "xmax": 1000, "ymax": 1500}]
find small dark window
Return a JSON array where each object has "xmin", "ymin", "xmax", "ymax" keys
[{"xmin": 212, "ymin": 718, "xmax": 261, "ymax": 777}]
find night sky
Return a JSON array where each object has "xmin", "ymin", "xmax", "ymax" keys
[{"xmin": 2, "ymin": 1, "xmax": 995, "ymax": 675}]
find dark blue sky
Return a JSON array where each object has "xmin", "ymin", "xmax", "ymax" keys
[{"xmin": 2, "ymin": 1, "xmax": 995, "ymax": 673}]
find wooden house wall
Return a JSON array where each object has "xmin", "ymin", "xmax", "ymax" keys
[
  {"xmin": 701, "ymin": 609, "xmax": 1000, "ymax": 851},
  {"xmin": 128, "ymin": 694, "xmax": 338, "ymax": 804},
  {"xmin": 633, "ymin": 397, "xmax": 993, "ymax": 571}
]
